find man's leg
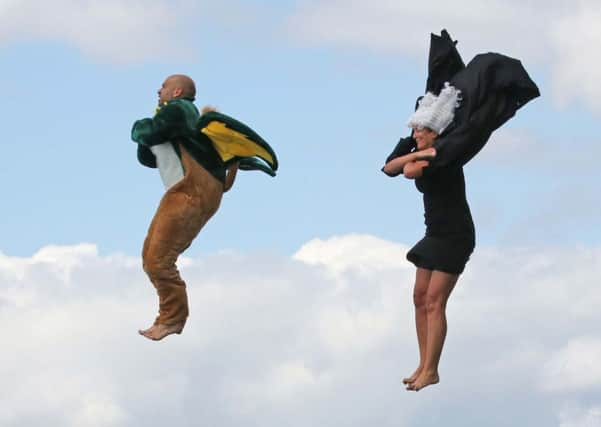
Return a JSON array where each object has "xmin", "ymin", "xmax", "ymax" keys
[{"xmin": 139, "ymin": 190, "xmax": 218, "ymax": 340}]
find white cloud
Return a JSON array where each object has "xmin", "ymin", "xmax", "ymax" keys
[
  {"xmin": 1, "ymin": 235, "xmax": 600, "ymax": 426},
  {"xmin": 559, "ymin": 405, "xmax": 601, "ymax": 427},
  {"xmin": 0, "ymin": 0, "xmax": 275, "ymax": 63},
  {"xmin": 0, "ymin": 0, "xmax": 193, "ymax": 63},
  {"xmin": 294, "ymin": 233, "xmax": 410, "ymax": 278},
  {"xmin": 287, "ymin": 0, "xmax": 601, "ymax": 114},
  {"xmin": 287, "ymin": 0, "xmax": 550, "ymax": 60},
  {"xmin": 549, "ymin": 2, "xmax": 601, "ymax": 112},
  {"xmin": 543, "ymin": 337, "xmax": 601, "ymax": 392}
]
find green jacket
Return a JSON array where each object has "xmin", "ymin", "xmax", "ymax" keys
[{"xmin": 131, "ymin": 98, "xmax": 226, "ymax": 182}]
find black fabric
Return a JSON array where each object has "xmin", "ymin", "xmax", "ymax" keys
[
  {"xmin": 426, "ymin": 29, "xmax": 465, "ymax": 94},
  {"xmin": 407, "ymin": 234, "xmax": 474, "ymax": 275},
  {"xmin": 381, "ymin": 136, "xmax": 416, "ymax": 177},
  {"xmin": 429, "ymin": 52, "xmax": 540, "ymax": 170},
  {"xmin": 406, "ymin": 165, "xmax": 475, "ymax": 274}
]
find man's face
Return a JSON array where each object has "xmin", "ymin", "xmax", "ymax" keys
[{"xmin": 157, "ymin": 77, "xmax": 181, "ymax": 104}]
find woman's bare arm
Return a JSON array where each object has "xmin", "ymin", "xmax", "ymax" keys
[
  {"xmin": 383, "ymin": 147, "xmax": 436, "ymax": 176},
  {"xmin": 403, "ymin": 160, "xmax": 431, "ymax": 179}
]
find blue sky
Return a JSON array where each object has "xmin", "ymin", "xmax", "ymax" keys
[
  {"xmin": 4, "ymin": 1, "xmax": 598, "ymax": 257},
  {"xmin": 1, "ymin": 1, "xmax": 601, "ymax": 426}
]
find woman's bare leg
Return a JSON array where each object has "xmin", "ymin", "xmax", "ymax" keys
[
  {"xmin": 407, "ymin": 270, "xmax": 459, "ymax": 391},
  {"xmin": 403, "ymin": 268, "xmax": 432, "ymax": 384}
]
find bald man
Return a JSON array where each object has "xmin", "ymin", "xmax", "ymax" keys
[{"xmin": 131, "ymin": 74, "xmax": 238, "ymax": 341}]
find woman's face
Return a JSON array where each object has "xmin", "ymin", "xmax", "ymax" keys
[{"xmin": 413, "ymin": 127, "xmax": 438, "ymax": 150}]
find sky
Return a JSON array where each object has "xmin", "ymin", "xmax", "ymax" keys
[{"xmin": 1, "ymin": 1, "xmax": 600, "ymax": 426}]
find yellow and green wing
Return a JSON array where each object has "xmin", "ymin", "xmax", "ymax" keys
[{"xmin": 197, "ymin": 112, "xmax": 278, "ymax": 176}]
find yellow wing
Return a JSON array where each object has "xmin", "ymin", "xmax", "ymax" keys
[{"xmin": 201, "ymin": 121, "xmax": 275, "ymax": 166}]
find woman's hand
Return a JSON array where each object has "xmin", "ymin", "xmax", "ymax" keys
[
  {"xmin": 403, "ymin": 160, "xmax": 430, "ymax": 179},
  {"xmin": 415, "ymin": 147, "xmax": 436, "ymax": 160},
  {"xmin": 383, "ymin": 147, "xmax": 436, "ymax": 177}
]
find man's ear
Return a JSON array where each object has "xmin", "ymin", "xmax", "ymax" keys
[{"xmin": 173, "ymin": 87, "xmax": 183, "ymax": 98}]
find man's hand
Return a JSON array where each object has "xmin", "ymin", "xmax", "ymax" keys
[
  {"xmin": 202, "ymin": 105, "xmax": 218, "ymax": 114},
  {"xmin": 223, "ymin": 161, "xmax": 239, "ymax": 192}
]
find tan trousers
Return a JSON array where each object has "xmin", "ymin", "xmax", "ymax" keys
[{"xmin": 142, "ymin": 145, "xmax": 224, "ymax": 326}]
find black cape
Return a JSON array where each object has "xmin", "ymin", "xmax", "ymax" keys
[{"xmin": 385, "ymin": 29, "xmax": 540, "ymax": 172}]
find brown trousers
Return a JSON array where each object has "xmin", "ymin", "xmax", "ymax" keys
[{"xmin": 142, "ymin": 145, "xmax": 224, "ymax": 326}]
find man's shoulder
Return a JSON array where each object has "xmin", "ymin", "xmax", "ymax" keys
[{"xmin": 157, "ymin": 98, "xmax": 199, "ymax": 122}]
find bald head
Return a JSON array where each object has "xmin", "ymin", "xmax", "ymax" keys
[{"xmin": 157, "ymin": 74, "xmax": 196, "ymax": 104}]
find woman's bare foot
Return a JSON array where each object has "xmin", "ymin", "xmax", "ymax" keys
[
  {"xmin": 402, "ymin": 367, "xmax": 423, "ymax": 385},
  {"xmin": 406, "ymin": 371, "xmax": 439, "ymax": 391},
  {"xmin": 138, "ymin": 323, "xmax": 184, "ymax": 341}
]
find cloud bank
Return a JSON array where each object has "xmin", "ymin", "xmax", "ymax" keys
[{"xmin": 1, "ymin": 234, "xmax": 600, "ymax": 426}]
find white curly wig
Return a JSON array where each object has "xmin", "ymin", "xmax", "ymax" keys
[{"xmin": 407, "ymin": 83, "xmax": 461, "ymax": 134}]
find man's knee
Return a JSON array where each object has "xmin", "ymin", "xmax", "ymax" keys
[{"xmin": 143, "ymin": 255, "xmax": 175, "ymax": 281}]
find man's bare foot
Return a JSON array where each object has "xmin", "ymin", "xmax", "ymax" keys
[
  {"xmin": 406, "ymin": 371, "xmax": 439, "ymax": 391},
  {"xmin": 138, "ymin": 323, "xmax": 184, "ymax": 341},
  {"xmin": 402, "ymin": 367, "xmax": 423, "ymax": 385}
]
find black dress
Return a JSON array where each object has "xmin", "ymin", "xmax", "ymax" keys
[
  {"xmin": 383, "ymin": 30, "xmax": 540, "ymax": 274},
  {"xmin": 409, "ymin": 165, "xmax": 475, "ymax": 274},
  {"xmin": 385, "ymin": 138, "xmax": 475, "ymax": 274}
]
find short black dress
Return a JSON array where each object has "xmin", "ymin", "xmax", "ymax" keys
[
  {"xmin": 384, "ymin": 139, "xmax": 475, "ymax": 274},
  {"xmin": 408, "ymin": 165, "xmax": 475, "ymax": 274}
]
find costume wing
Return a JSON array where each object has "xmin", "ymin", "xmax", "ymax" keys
[{"xmin": 197, "ymin": 112, "xmax": 278, "ymax": 177}]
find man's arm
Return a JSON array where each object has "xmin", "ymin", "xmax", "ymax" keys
[
  {"xmin": 131, "ymin": 103, "xmax": 186, "ymax": 147},
  {"xmin": 223, "ymin": 161, "xmax": 239, "ymax": 192}
]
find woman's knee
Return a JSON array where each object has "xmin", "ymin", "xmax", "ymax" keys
[
  {"xmin": 424, "ymin": 290, "xmax": 449, "ymax": 313},
  {"xmin": 426, "ymin": 286, "xmax": 450, "ymax": 312},
  {"xmin": 413, "ymin": 268, "xmax": 431, "ymax": 308},
  {"xmin": 413, "ymin": 289, "xmax": 428, "ymax": 308},
  {"xmin": 424, "ymin": 271, "xmax": 458, "ymax": 312}
]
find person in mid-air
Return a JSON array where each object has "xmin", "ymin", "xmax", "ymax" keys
[
  {"xmin": 132, "ymin": 74, "xmax": 278, "ymax": 341},
  {"xmin": 382, "ymin": 30, "xmax": 539, "ymax": 391}
]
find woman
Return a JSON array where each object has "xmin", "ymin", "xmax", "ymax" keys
[
  {"xmin": 383, "ymin": 84, "xmax": 475, "ymax": 392},
  {"xmin": 383, "ymin": 30, "xmax": 540, "ymax": 391}
]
